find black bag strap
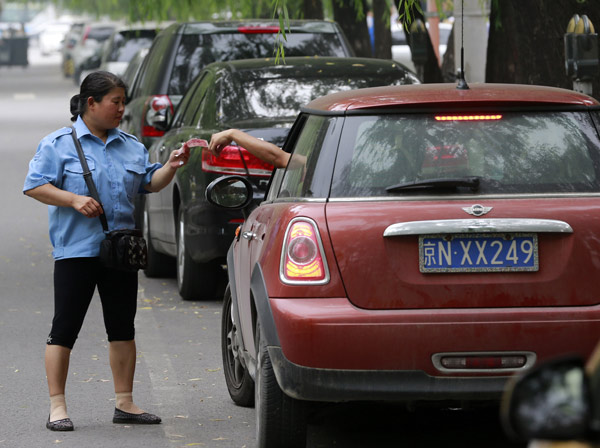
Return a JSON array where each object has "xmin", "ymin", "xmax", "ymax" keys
[{"xmin": 70, "ymin": 126, "xmax": 109, "ymax": 232}]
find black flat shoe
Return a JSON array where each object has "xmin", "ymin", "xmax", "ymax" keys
[
  {"xmin": 113, "ymin": 408, "xmax": 161, "ymax": 424},
  {"xmin": 46, "ymin": 415, "xmax": 74, "ymax": 431}
]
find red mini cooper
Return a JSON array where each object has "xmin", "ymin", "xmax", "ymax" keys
[{"xmin": 206, "ymin": 83, "xmax": 600, "ymax": 448}]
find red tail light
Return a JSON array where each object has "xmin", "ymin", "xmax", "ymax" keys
[
  {"xmin": 435, "ymin": 114, "xmax": 502, "ymax": 121},
  {"xmin": 237, "ymin": 26, "xmax": 280, "ymax": 34},
  {"xmin": 280, "ymin": 218, "xmax": 329, "ymax": 285},
  {"xmin": 142, "ymin": 95, "xmax": 173, "ymax": 137},
  {"xmin": 201, "ymin": 146, "xmax": 273, "ymax": 177}
]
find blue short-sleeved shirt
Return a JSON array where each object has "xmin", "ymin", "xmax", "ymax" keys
[{"xmin": 23, "ymin": 116, "xmax": 161, "ymax": 260}]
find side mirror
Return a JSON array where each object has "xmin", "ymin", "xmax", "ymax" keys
[
  {"xmin": 501, "ymin": 356, "xmax": 592, "ymax": 442},
  {"xmin": 206, "ymin": 175, "xmax": 254, "ymax": 210}
]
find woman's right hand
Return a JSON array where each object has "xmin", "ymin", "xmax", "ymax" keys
[{"xmin": 72, "ymin": 195, "xmax": 103, "ymax": 218}]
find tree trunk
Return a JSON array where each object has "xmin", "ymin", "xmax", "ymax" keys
[
  {"xmin": 303, "ymin": 0, "xmax": 324, "ymax": 19},
  {"xmin": 486, "ymin": 0, "xmax": 600, "ymax": 99},
  {"xmin": 373, "ymin": 0, "xmax": 392, "ymax": 59},
  {"xmin": 332, "ymin": 1, "xmax": 372, "ymax": 58},
  {"xmin": 441, "ymin": 23, "xmax": 455, "ymax": 82},
  {"xmin": 395, "ymin": 0, "xmax": 443, "ymax": 83}
]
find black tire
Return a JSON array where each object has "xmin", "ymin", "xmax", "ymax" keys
[
  {"xmin": 221, "ymin": 285, "xmax": 254, "ymax": 407},
  {"xmin": 142, "ymin": 205, "xmax": 175, "ymax": 278},
  {"xmin": 255, "ymin": 321, "xmax": 308, "ymax": 448},
  {"xmin": 176, "ymin": 208, "xmax": 218, "ymax": 300}
]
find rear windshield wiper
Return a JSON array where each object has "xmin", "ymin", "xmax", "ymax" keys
[{"xmin": 386, "ymin": 176, "xmax": 480, "ymax": 192}]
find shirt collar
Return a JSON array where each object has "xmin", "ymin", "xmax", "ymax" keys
[{"xmin": 73, "ymin": 116, "xmax": 121, "ymax": 144}]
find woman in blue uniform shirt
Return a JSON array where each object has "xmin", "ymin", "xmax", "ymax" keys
[{"xmin": 23, "ymin": 71, "xmax": 190, "ymax": 431}]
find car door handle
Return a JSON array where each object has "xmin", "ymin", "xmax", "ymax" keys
[{"xmin": 242, "ymin": 232, "xmax": 256, "ymax": 240}]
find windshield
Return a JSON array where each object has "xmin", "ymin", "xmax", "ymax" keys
[
  {"xmin": 222, "ymin": 74, "xmax": 416, "ymax": 121},
  {"xmin": 330, "ymin": 111, "xmax": 600, "ymax": 197},
  {"xmin": 169, "ymin": 32, "xmax": 349, "ymax": 95}
]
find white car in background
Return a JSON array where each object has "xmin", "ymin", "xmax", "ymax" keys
[
  {"xmin": 38, "ymin": 21, "xmax": 71, "ymax": 54},
  {"xmin": 391, "ymin": 21, "xmax": 452, "ymax": 72}
]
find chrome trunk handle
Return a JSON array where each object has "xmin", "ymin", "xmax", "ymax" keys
[{"xmin": 383, "ymin": 219, "xmax": 573, "ymax": 236}]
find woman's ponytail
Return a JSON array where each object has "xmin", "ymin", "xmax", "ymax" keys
[{"xmin": 69, "ymin": 94, "xmax": 82, "ymax": 122}]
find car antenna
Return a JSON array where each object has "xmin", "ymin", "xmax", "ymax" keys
[{"xmin": 456, "ymin": 0, "xmax": 469, "ymax": 90}]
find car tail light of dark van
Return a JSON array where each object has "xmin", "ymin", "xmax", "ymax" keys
[
  {"xmin": 201, "ymin": 146, "xmax": 273, "ymax": 177},
  {"xmin": 142, "ymin": 95, "xmax": 173, "ymax": 138}
]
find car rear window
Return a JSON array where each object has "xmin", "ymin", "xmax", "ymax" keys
[
  {"xmin": 221, "ymin": 71, "xmax": 418, "ymax": 122},
  {"xmin": 329, "ymin": 111, "xmax": 600, "ymax": 197},
  {"xmin": 168, "ymin": 33, "xmax": 349, "ymax": 95},
  {"xmin": 108, "ymin": 30, "xmax": 155, "ymax": 62},
  {"xmin": 86, "ymin": 26, "xmax": 115, "ymax": 42}
]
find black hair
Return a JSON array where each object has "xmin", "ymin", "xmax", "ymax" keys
[{"xmin": 69, "ymin": 71, "xmax": 127, "ymax": 122}]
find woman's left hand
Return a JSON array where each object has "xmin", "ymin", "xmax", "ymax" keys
[
  {"xmin": 167, "ymin": 138, "xmax": 208, "ymax": 168},
  {"xmin": 167, "ymin": 144, "xmax": 191, "ymax": 168}
]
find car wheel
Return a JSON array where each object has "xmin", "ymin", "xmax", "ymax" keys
[
  {"xmin": 142, "ymin": 205, "xmax": 175, "ymax": 278},
  {"xmin": 176, "ymin": 208, "xmax": 218, "ymax": 300},
  {"xmin": 221, "ymin": 285, "xmax": 254, "ymax": 407},
  {"xmin": 255, "ymin": 320, "xmax": 308, "ymax": 448}
]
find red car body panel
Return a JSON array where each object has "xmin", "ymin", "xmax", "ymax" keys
[
  {"xmin": 324, "ymin": 198, "xmax": 600, "ymax": 310},
  {"xmin": 270, "ymin": 297, "xmax": 600, "ymax": 375},
  {"xmin": 306, "ymin": 83, "xmax": 599, "ymax": 113}
]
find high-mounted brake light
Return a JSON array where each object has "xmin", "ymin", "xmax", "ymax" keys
[
  {"xmin": 142, "ymin": 95, "xmax": 173, "ymax": 137},
  {"xmin": 201, "ymin": 146, "xmax": 273, "ymax": 177},
  {"xmin": 237, "ymin": 26, "xmax": 280, "ymax": 34},
  {"xmin": 280, "ymin": 218, "xmax": 330, "ymax": 285},
  {"xmin": 435, "ymin": 114, "xmax": 502, "ymax": 121}
]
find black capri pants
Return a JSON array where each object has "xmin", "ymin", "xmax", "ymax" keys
[{"xmin": 48, "ymin": 257, "xmax": 138, "ymax": 349}]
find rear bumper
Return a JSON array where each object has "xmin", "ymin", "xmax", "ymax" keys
[
  {"xmin": 268, "ymin": 297, "xmax": 600, "ymax": 402},
  {"xmin": 268, "ymin": 346, "xmax": 509, "ymax": 402}
]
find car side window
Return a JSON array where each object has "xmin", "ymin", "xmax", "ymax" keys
[
  {"xmin": 171, "ymin": 73, "xmax": 206, "ymax": 128},
  {"xmin": 191, "ymin": 74, "xmax": 216, "ymax": 128},
  {"xmin": 136, "ymin": 35, "xmax": 169, "ymax": 97},
  {"xmin": 277, "ymin": 115, "xmax": 332, "ymax": 199}
]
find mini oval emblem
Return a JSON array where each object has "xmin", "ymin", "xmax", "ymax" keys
[{"xmin": 462, "ymin": 204, "xmax": 492, "ymax": 216}]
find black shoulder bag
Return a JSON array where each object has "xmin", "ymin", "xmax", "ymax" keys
[{"xmin": 70, "ymin": 126, "xmax": 148, "ymax": 272}]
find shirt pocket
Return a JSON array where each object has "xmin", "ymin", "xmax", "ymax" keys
[
  {"xmin": 124, "ymin": 163, "xmax": 146, "ymax": 198},
  {"xmin": 63, "ymin": 160, "xmax": 95, "ymax": 195}
]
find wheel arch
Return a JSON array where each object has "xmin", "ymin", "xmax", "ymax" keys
[{"xmin": 250, "ymin": 263, "xmax": 280, "ymax": 350}]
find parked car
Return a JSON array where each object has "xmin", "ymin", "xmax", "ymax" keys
[
  {"xmin": 121, "ymin": 47, "xmax": 149, "ymax": 92},
  {"xmin": 206, "ymin": 82, "xmax": 600, "ymax": 447},
  {"xmin": 76, "ymin": 24, "xmax": 159, "ymax": 86},
  {"xmin": 121, "ymin": 20, "xmax": 355, "ymax": 150},
  {"xmin": 71, "ymin": 22, "xmax": 117, "ymax": 84},
  {"xmin": 142, "ymin": 56, "xmax": 418, "ymax": 300},
  {"xmin": 75, "ymin": 44, "xmax": 103, "ymax": 84},
  {"xmin": 60, "ymin": 21, "xmax": 84, "ymax": 77},
  {"xmin": 98, "ymin": 24, "xmax": 159, "ymax": 77},
  {"xmin": 501, "ymin": 341, "xmax": 600, "ymax": 446}
]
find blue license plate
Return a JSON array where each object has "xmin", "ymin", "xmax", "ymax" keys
[{"xmin": 419, "ymin": 233, "xmax": 538, "ymax": 273}]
